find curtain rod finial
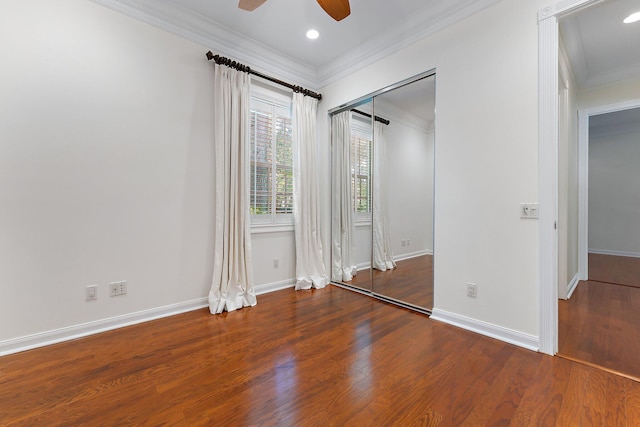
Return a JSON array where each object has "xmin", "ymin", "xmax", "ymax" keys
[{"xmin": 206, "ymin": 51, "xmax": 214, "ymax": 61}]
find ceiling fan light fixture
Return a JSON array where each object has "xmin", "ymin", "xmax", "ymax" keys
[
  {"xmin": 306, "ymin": 29, "xmax": 320, "ymax": 40},
  {"xmin": 623, "ymin": 11, "xmax": 640, "ymax": 24}
]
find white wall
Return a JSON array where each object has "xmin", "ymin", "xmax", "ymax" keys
[
  {"xmin": 0, "ymin": 0, "xmax": 295, "ymax": 345},
  {"xmin": 588, "ymin": 124, "xmax": 640, "ymax": 255},
  {"xmin": 1, "ymin": 0, "xmax": 552, "ymax": 348},
  {"xmin": 319, "ymin": 0, "xmax": 546, "ymax": 337},
  {"xmin": 251, "ymin": 230, "xmax": 296, "ymax": 288},
  {"xmin": 353, "ymin": 223, "xmax": 373, "ymax": 270},
  {"xmin": 384, "ymin": 120, "xmax": 434, "ymax": 259},
  {"xmin": 0, "ymin": 0, "xmax": 212, "ymax": 342},
  {"xmin": 578, "ymin": 76, "xmax": 640, "ymax": 110}
]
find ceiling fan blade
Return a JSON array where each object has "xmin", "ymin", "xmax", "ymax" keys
[
  {"xmin": 317, "ymin": 0, "xmax": 351, "ymax": 21},
  {"xmin": 238, "ymin": 0, "xmax": 267, "ymax": 11}
]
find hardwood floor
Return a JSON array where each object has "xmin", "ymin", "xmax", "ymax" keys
[
  {"xmin": 558, "ymin": 280, "xmax": 640, "ymax": 381},
  {"xmin": 558, "ymin": 253, "xmax": 640, "ymax": 380},
  {"xmin": 338, "ymin": 255, "xmax": 433, "ymax": 310},
  {"xmin": 3, "ymin": 285, "xmax": 640, "ymax": 425},
  {"xmin": 589, "ymin": 253, "xmax": 640, "ymax": 288}
]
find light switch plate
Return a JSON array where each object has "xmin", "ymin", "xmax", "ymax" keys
[{"xmin": 520, "ymin": 203, "xmax": 539, "ymax": 219}]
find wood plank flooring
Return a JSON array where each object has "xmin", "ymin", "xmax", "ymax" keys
[
  {"xmin": 558, "ymin": 280, "xmax": 640, "ymax": 381},
  {"xmin": 558, "ymin": 253, "xmax": 640, "ymax": 380},
  {"xmin": 338, "ymin": 255, "xmax": 433, "ymax": 310},
  {"xmin": 3, "ymin": 285, "xmax": 640, "ymax": 425},
  {"xmin": 589, "ymin": 253, "xmax": 640, "ymax": 288}
]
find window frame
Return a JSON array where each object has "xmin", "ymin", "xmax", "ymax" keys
[
  {"xmin": 350, "ymin": 117, "xmax": 373, "ymax": 224},
  {"xmin": 248, "ymin": 85, "xmax": 294, "ymax": 231}
]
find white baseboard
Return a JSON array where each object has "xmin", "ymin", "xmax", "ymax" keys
[
  {"xmin": 566, "ymin": 273, "xmax": 580, "ymax": 299},
  {"xmin": 394, "ymin": 249, "xmax": 432, "ymax": 262},
  {"xmin": 354, "ymin": 250, "xmax": 432, "ymax": 271},
  {"xmin": 357, "ymin": 262, "xmax": 371, "ymax": 271},
  {"xmin": 254, "ymin": 278, "xmax": 295, "ymax": 295},
  {"xmin": 0, "ymin": 298, "xmax": 208, "ymax": 357},
  {"xmin": 0, "ymin": 279, "xmax": 296, "ymax": 357},
  {"xmin": 589, "ymin": 248, "xmax": 640, "ymax": 259},
  {"xmin": 430, "ymin": 308, "xmax": 539, "ymax": 352}
]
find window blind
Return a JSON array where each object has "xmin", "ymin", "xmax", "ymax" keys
[
  {"xmin": 351, "ymin": 134, "xmax": 372, "ymax": 213},
  {"xmin": 250, "ymin": 98, "xmax": 293, "ymax": 219}
]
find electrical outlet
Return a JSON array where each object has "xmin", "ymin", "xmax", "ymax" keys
[
  {"xmin": 466, "ymin": 282, "xmax": 477, "ymax": 298},
  {"xmin": 110, "ymin": 281, "xmax": 127, "ymax": 297},
  {"xmin": 407, "ymin": 239, "xmax": 410, "ymax": 246},
  {"xmin": 401, "ymin": 239, "xmax": 406, "ymax": 247},
  {"xmin": 273, "ymin": 258, "xmax": 279, "ymax": 269},
  {"xmin": 86, "ymin": 285, "xmax": 98, "ymax": 301}
]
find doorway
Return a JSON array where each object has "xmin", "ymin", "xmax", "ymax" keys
[
  {"xmin": 558, "ymin": 102, "xmax": 640, "ymax": 379},
  {"xmin": 538, "ymin": 0, "xmax": 640, "ymax": 356}
]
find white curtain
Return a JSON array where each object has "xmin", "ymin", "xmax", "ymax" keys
[
  {"xmin": 209, "ymin": 64, "xmax": 257, "ymax": 313},
  {"xmin": 293, "ymin": 92, "xmax": 329, "ymax": 290},
  {"xmin": 331, "ymin": 111, "xmax": 357, "ymax": 281},
  {"xmin": 372, "ymin": 121, "xmax": 396, "ymax": 271}
]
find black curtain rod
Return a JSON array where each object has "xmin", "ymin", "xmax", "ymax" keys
[
  {"xmin": 351, "ymin": 109, "xmax": 390, "ymax": 126},
  {"xmin": 206, "ymin": 51, "xmax": 322, "ymax": 101}
]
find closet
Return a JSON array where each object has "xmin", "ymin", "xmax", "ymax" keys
[{"xmin": 329, "ymin": 71, "xmax": 436, "ymax": 313}]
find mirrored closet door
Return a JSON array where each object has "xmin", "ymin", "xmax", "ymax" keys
[
  {"xmin": 331, "ymin": 98, "xmax": 374, "ymax": 292},
  {"xmin": 330, "ymin": 72, "xmax": 435, "ymax": 312}
]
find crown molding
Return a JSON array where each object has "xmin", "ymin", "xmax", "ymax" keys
[
  {"xmin": 91, "ymin": 0, "xmax": 501, "ymax": 92},
  {"xmin": 553, "ymin": 0, "xmax": 640, "ymax": 90},
  {"xmin": 581, "ymin": 62, "xmax": 640, "ymax": 89},
  {"xmin": 559, "ymin": 10, "xmax": 640, "ymax": 89},
  {"xmin": 375, "ymin": 100, "xmax": 434, "ymax": 133},
  {"xmin": 559, "ymin": 17, "xmax": 589, "ymax": 88},
  {"xmin": 538, "ymin": 0, "xmax": 607, "ymax": 21},
  {"xmin": 89, "ymin": 0, "xmax": 319, "ymax": 90},
  {"xmin": 315, "ymin": 0, "xmax": 502, "ymax": 87}
]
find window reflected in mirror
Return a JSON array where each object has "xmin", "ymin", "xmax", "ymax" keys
[{"xmin": 330, "ymin": 72, "xmax": 435, "ymax": 312}]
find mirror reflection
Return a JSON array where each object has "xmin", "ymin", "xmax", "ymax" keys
[
  {"xmin": 371, "ymin": 75, "xmax": 435, "ymax": 310},
  {"xmin": 331, "ymin": 98, "xmax": 373, "ymax": 292},
  {"xmin": 331, "ymin": 73, "xmax": 435, "ymax": 311}
]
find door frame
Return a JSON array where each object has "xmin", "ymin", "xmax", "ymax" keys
[
  {"xmin": 577, "ymin": 99, "xmax": 640, "ymax": 282},
  {"xmin": 537, "ymin": 0, "xmax": 604, "ymax": 355}
]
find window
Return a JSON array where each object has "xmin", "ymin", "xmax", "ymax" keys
[
  {"xmin": 351, "ymin": 122, "xmax": 372, "ymax": 215},
  {"xmin": 249, "ymin": 95, "xmax": 293, "ymax": 225}
]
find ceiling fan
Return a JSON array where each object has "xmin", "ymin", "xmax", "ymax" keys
[{"xmin": 238, "ymin": 0, "xmax": 351, "ymax": 22}]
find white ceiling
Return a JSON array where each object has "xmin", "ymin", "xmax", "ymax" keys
[
  {"xmin": 92, "ymin": 0, "xmax": 640, "ymax": 129},
  {"xmin": 560, "ymin": 0, "xmax": 640, "ymax": 88},
  {"xmin": 561, "ymin": 0, "xmax": 640, "ymax": 135},
  {"xmin": 93, "ymin": 0, "xmax": 499, "ymax": 88},
  {"xmin": 92, "ymin": 1, "xmax": 640, "ymax": 90}
]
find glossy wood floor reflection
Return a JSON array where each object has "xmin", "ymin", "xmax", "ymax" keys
[
  {"xmin": 3, "ymin": 286, "xmax": 640, "ymax": 425},
  {"xmin": 589, "ymin": 253, "xmax": 640, "ymax": 288},
  {"xmin": 340, "ymin": 255, "xmax": 433, "ymax": 309},
  {"xmin": 371, "ymin": 255, "xmax": 433, "ymax": 309},
  {"xmin": 558, "ymin": 280, "xmax": 640, "ymax": 380}
]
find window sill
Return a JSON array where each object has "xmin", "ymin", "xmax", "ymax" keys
[
  {"xmin": 251, "ymin": 223, "xmax": 295, "ymax": 234},
  {"xmin": 355, "ymin": 220, "xmax": 372, "ymax": 228}
]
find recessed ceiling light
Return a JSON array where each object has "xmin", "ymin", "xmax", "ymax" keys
[
  {"xmin": 306, "ymin": 29, "xmax": 319, "ymax": 40},
  {"xmin": 623, "ymin": 11, "xmax": 640, "ymax": 24}
]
